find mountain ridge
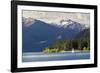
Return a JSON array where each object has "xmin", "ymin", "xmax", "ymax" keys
[{"xmin": 22, "ymin": 17, "xmax": 90, "ymax": 52}]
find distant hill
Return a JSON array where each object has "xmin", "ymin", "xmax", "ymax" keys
[{"xmin": 75, "ymin": 28, "xmax": 90, "ymax": 39}]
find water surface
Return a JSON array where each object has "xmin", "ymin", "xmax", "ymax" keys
[{"xmin": 22, "ymin": 52, "xmax": 90, "ymax": 62}]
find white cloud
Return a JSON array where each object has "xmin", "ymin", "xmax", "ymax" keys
[{"xmin": 23, "ymin": 10, "xmax": 90, "ymax": 25}]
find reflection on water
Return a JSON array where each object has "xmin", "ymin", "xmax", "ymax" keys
[{"xmin": 22, "ymin": 52, "xmax": 90, "ymax": 62}]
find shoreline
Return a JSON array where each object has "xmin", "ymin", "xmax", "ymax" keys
[{"xmin": 23, "ymin": 50, "xmax": 90, "ymax": 54}]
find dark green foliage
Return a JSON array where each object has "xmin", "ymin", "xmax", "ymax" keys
[{"xmin": 43, "ymin": 38, "xmax": 90, "ymax": 53}]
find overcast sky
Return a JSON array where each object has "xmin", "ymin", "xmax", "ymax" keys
[{"xmin": 22, "ymin": 10, "xmax": 90, "ymax": 26}]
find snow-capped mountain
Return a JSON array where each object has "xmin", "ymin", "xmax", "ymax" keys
[
  {"xmin": 66, "ymin": 20, "xmax": 86, "ymax": 31},
  {"xmin": 22, "ymin": 17, "xmax": 36, "ymax": 27},
  {"xmin": 22, "ymin": 17, "xmax": 89, "ymax": 52},
  {"xmin": 23, "ymin": 17, "xmax": 88, "ymax": 29}
]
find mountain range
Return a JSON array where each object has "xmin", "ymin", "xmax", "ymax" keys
[{"xmin": 22, "ymin": 17, "xmax": 90, "ymax": 52}]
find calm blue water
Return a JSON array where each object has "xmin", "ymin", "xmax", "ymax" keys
[{"xmin": 22, "ymin": 52, "xmax": 90, "ymax": 62}]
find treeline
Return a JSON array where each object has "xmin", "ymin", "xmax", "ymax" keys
[{"xmin": 43, "ymin": 38, "xmax": 90, "ymax": 53}]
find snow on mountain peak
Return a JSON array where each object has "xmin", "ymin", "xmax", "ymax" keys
[
  {"xmin": 22, "ymin": 17, "xmax": 36, "ymax": 27},
  {"xmin": 23, "ymin": 17, "xmax": 88, "ymax": 30},
  {"xmin": 59, "ymin": 19, "xmax": 74, "ymax": 28}
]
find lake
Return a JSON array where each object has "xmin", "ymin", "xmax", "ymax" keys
[{"xmin": 22, "ymin": 52, "xmax": 90, "ymax": 62}]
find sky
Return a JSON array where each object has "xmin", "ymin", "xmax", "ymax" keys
[{"xmin": 22, "ymin": 10, "xmax": 90, "ymax": 26}]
